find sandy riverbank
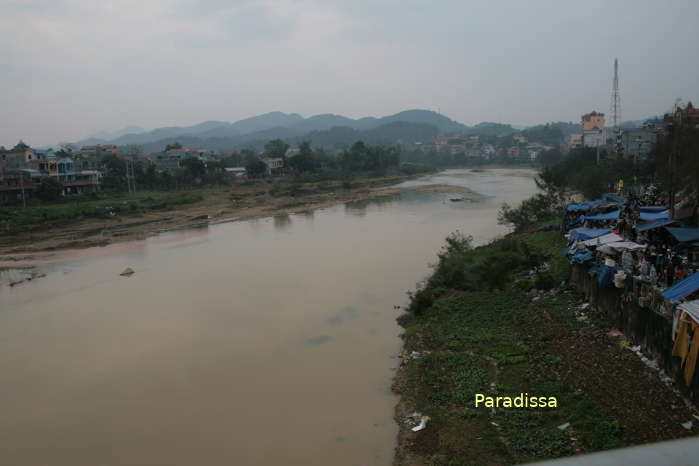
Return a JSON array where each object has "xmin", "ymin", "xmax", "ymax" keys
[{"xmin": 0, "ymin": 182, "xmax": 479, "ymax": 267}]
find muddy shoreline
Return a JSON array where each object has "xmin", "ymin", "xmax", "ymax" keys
[{"xmin": 0, "ymin": 183, "xmax": 479, "ymax": 267}]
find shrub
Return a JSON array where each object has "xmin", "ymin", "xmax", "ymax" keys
[{"xmin": 35, "ymin": 177, "xmax": 63, "ymax": 202}]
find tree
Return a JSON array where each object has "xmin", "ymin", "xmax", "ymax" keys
[
  {"xmin": 288, "ymin": 140, "xmax": 319, "ymax": 173},
  {"xmin": 245, "ymin": 154, "xmax": 267, "ymax": 178},
  {"xmin": 181, "ymin": 157, "xmax": 207, "ymax": 179},
  {"xmin": 100, "ymin": 154, "xmax": 128, "ymax": 191},
  {"xmin": 36, "ymin": 177, "xmax": 63, "ymax": 201},
  {"xmin": 538, "ymin": 149, "xmax": 563, "ymax": 167},
  {"xmin": 165, "ymin": 142, "xmax": 183, "ymax": 151},
  {"xmin": 264, "ymin": 139, "xmax": 290, "ymax": 159}
]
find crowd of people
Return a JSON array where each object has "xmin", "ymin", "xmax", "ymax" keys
[{"xmin": 563, "ymin": 184, "xmax": 697, "ymax": 296}]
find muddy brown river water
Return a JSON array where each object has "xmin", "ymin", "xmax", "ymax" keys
[{"xmin": 0, "ymin": 168, "xmax": 537, "ymax": 466}]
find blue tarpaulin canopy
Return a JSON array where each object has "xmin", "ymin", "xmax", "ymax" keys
[
  {"xmin": 567, "ymin": 200, "xmax": 605, "ymax": 212},
  {"xmin": 569, "ymin": 227, "xmax": 611, "ymax": 241},
  {"xmin": 665, "ymin": 227, "xmax": 699, "ymax": 243},
  {"xmin": 640, "ymin": 206, "xmax": 668, "ymax": 213},
  {"xmin": 639, "ymin": 210, "xmax": 670, "ymax": 221},
  {"xmin": 636, "ymin": 219, "xmax": 677, "ymax": 232},
  {"xmin": 602, "ymin": 193, "xmax": 628, "ymax": 204},
  {"xmin": 584, "ymin": 210, "xmax": 621, "ymax": 221},
  {"xmin": 567, "ymin": 204, "xmax": 591, "ymax": 212},
  {"xmin": 661, "ymin": 271, "xmax": 699, "ymax": 302}
]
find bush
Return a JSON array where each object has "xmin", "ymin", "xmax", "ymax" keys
[
  {"xmin": 406, "ymin": 232, "xmax": 546, "ymax": 316},
  {"xmin": 35, "ymin": 177, "xmax": 63, "ymax": 202}
]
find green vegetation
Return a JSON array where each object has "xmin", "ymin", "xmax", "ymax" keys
[
  {"xmin": 398, "ymin": 230, "xmax": 622, "ymax": 465},
  {"xmin": 35, "ymin": 177, "xmax": 63, "ymax": 202},
  {"xmin": 0, "ymin": 191, "xmax": 202, "ymax": 234}
]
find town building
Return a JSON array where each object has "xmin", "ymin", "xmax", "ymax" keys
[
  {"xmin": 622, "ymin": 128, "xmax": 659, "ymax": 159},
  {"xmin": 151, "ymin": 148, "xmax": 212, "ymax": 173},
  {"xmin": 0, "ymin": 141, "xmax": 36, "ymax": 171},
  {"xmin": 581, "ymin": 111, "xmax": 606, "ymax": 148},
  {"xmin": 673, "ymin": 101, "xmax": 699, "ymax": 128},
  {"xmin": 568, "ymin": 133, "xmax": 583, "ymax": 149},
  {"xmin": 0, "ymin": 143, "xmax": 101, "ymax": 199},
  {"xmin": 80, "ymin": 144, "xmax": 119, "ymax": 157},
  {"xmin": 264, "ymin": 157, "xmax": 284, "ymax": 176}
]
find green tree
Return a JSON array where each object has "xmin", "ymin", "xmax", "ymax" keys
[
  {"xmin": 181, "ymin": 157, "xmax": 207, "ymax": 179},
  {"xmin": 165, "ymin": 142, "xmax": 183, "ymax": 151},
  {"xmin": 264, "ymin": 139, "xmax": 290, "ymax": 159},
  {"xmin": 288, "ymin": 140, "xmax": 319, "ymax": 173},
  {"xmin": 538, "ymin": 149, "xmax": 564, "ymax": 167},
  {"xmin": 245, "ymin": 154, "xmax": 267, "ymax": 178},
  {"xmin": 100, "ymin": 154, "xmax": 128, "ymax": 191},
  {"xmin": 36, "ymin": 177, "xmax": 63, "ymax": 201}
]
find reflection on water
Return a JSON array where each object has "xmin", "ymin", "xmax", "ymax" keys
[
  {"xmin": 344, "ymin": 193, "xmax": 401, "ymax": 217},
  {"xmin": 0, "ymin": 169, "xmax": 538, "ymax": 466},
  {"xmin": 273, "ymin": 213, "xmax": 292, "ymax": 230}
]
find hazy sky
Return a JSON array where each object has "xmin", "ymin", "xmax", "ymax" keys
[{"xmin": 2, "ymin": 0, "xmax": 698, "ymax": 147}]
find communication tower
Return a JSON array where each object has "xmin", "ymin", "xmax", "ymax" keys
[{"xmin": 610, "ymin": 58, "xmax": 622, "ymax": 153}]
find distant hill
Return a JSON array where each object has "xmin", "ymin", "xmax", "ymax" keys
[
  {"xmin": 71, "ymin": 109, "xmax": 468, "ymax": 150},
  {"xmin": 87, "ymin": 125, "xmax": 145, "ymax": 141},
  {"xmin": 522, "ymin": 121, "xmax": 580, "ymax": 137},
  {"xmin": 464, "ymin": 122, "xmax": 516, "ymax": 136},
  {"xmin": 307, "ymin": 122, "xmax": 439, "ymax": 149}
]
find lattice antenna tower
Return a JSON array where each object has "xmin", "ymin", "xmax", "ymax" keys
[{"xmin": 610, "ymin": 58, "xmax": 622, "ymax": 152}]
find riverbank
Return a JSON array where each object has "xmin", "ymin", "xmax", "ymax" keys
[
  {"xmin": 393, "ymin": 229, "xmax": 697, "ymax": 465},
  {"xmin": 0, "ymin": 174, "xmax": 476, "ymax": 260}
]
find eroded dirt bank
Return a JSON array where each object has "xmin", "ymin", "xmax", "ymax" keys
[{"xmin": 0, "ymin": 183, "xmax": 479, "ymax": 266}]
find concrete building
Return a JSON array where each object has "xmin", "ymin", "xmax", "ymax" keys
[
  {"xmin": 0, "ymin": 142, "xmax": 36, "ymax": 172},
  {"xmin": 622, "ymin": 128, "xmax": 658, "ymax": 159},
  {"xmin": 152, "ymin": 148, "xmax": 211, "ymax": 173},
  {"xmin": 581, "ymin": 111, "xmax": 606, "ymax": 148},
  {"xmin": 264, "ymin": 157, "xmax": 284, "ymax": 176},
  {"xmin": 568, "ymin": 133, "xmax": 583, "ymax": 149},
  {"xmin": 80, "ymin": 144, "xmax": 119, "ymax": 157},
  {"xmin": 0, "ymin": 142, "xmax": 102, "ymax": 199}
]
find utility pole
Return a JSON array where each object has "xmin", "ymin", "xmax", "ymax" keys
[
  {"xmin": 19, "ymin": 171, "xmax": 26, "ymax": 208},
  {"xmin": 125, "ymin": 157, "xmax": 137, "ymax": 193}
]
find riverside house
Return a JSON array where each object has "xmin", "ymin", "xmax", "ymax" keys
[{"xmin": 0, "ymin": 142, "xmax": 102, "ymax": 201}]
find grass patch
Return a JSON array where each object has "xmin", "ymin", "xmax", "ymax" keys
[
  {"xmin": 0, "ymin": 191, "xmax": 203, "ymax": 234},
  {"xmin": 398, "ymin": 230, "xmax": 624, "ymax": 464}
]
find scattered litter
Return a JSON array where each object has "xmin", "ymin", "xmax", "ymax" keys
[
  {"xmin": 557, "ymin": 422, "xmax": 571, "ymax": 431},
  {"xmin": 403, "ymin": 412, "xmax": 430, "ymax": 432},
  {"xmin": 580, "ymin": 303, "xmax": 590, "ymax": 310},
  {"xmin": 410, "ymin": 351, "xmax": 425, "ymax": 360},
  {"xmin": 607, "ymin": 328, "xmax": 624, "ymax": 337},
  {"xmin": 639, "ymin": 356, "xmax": 658, "ymax": 370},
  {"xmin": 411, "ymin": 416, "xmax": 430, "ymax": 432},
  {"xmin": 681, "ymin": 421, "xmax": 693, "ymax": 430},
  {"xmin": 532, "ymin": 296, "xmax": 541, "ymax": 302},
  {"xmin": 120, "ymin": 267, "xmax": 135, "ymax": 276}
]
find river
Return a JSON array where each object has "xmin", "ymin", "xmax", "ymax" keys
[{"xmin": 0, "ymin": 168, "xmax": 537, "ymax": 466}]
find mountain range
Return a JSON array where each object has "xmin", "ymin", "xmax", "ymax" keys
[
  {"xmin": 73, "ymin": 110, "xmax": 478, "ymax": 152},
  {"xmin": 72, "ymin": 109, "xmax": 657, "ymax": 154}
]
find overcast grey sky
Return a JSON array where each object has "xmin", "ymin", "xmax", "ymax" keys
[{"xmin": 2, "ymin": 0, "xmax": 698, "ymax": 147}]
